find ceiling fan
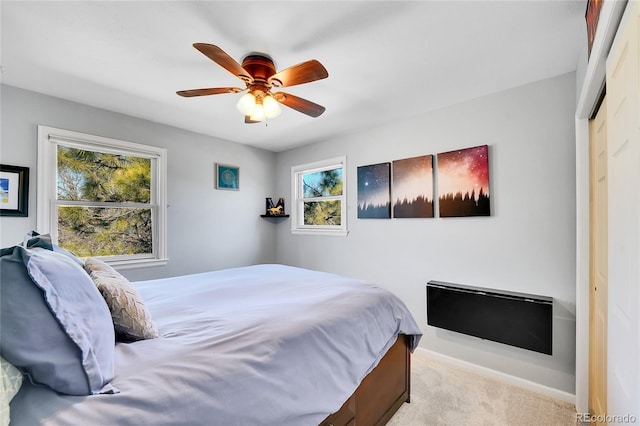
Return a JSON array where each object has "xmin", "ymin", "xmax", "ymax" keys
[{"xmin": 177, "ymin": 43, "xmax": 329, "ymax": 123}]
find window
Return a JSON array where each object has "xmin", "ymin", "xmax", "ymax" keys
[
  {"xmin": 291, "ymin": 157, "xmax": 347, "ymax": 236},
  {"xmin": 37, "ymin": 126, "xmax": 167, "ymax": 268}
]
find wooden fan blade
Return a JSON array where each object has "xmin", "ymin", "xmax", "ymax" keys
[
  {"xmin": 268, "ymin": 60, "xmax": 328, "ymax": 88},
  {"xmin": 193, "ymin": 43, "xmax": 252, "ymax": 82},
  {"xmin": 244, "ymin": 115, "xmax": 261, "ymax": 124},
  {"xmin": 176, "ymin": 87, "xmax": 243, "ymax": 97},
  {"xmin": 273, "ymin": 92, "xmax": 326, "ymax": 117}
]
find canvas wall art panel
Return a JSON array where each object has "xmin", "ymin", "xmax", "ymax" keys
[
  {"xmin": 392, "ymin": 155, "xmax": 434, "ymax": 218},
  {"xmin": 585, "ymin": 0, "xmax": 604, "ymax": 58},
  {"xmin": 357, "ymin": 163, "xmax": 391, "ymax": 219},
  {"xmin": 437, "ymin": 145, "xmax": 490, "ymax": 217}
]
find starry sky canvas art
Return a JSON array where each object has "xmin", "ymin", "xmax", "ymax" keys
[
  {"xmin": 437, "ymin": 145, "xmax": 490, "ymax": 217},
  {"xmin": 357, "ymin": 162, "xmax": 391, "ymax": 218},
  {"xmin": 392, "ymin": 155, "xmax": 434, "ymax": 218}
]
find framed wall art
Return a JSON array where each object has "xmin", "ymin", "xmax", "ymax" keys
[
  {"xmin": 216, "ymin": 163, "xmax": 239, "ymax": 191},
  {"xmin": 357, "ymin": 162, "xmax": 391, "ymax": 219},
  {"xmin": 0, "ymin": 164, "xmax": 29, "ymax": 217},
  {"xmin": 437, "ymin": 145, "xmax": 490, "ymax": 218},
  {"xmin": 392, "ymin": 155, "xmax": 434, "ymax": 218}
]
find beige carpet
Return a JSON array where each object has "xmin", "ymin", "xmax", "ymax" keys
[{"xmin": 387, "ymin": 351, "xmax": 577, "ymax": 426}]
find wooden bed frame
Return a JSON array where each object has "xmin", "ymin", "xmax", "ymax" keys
[{"xmin": 320, "ymin": 334, "xmax": 411, "ymax": 426}]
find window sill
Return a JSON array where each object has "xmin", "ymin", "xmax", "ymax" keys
[
  {"xmin": 106, "ymin": 257, "xmax": 169, "ymax": 270},
  {"xmin": 290, "ymin": 229, "xmax": 348, "ymax": 237}
]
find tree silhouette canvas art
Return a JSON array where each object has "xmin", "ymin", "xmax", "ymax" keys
[
  {"xmin": 357, "ymin": 162, "xmax": 391, "ymax": 218},
  {"xmin": 437, "ymin": 145, "xmax": 490, "ymax": 217},
  {"xmin": 392, "ymin": 155, "xmax": 434, "ymax": 218}
]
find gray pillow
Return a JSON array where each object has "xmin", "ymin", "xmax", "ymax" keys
[
  {"xmin": 22, "ymin": 231, "xmax": 84, "ymax": 266},
  {"xmin": 0, "ymin": 246, "xmax": 116, "ymax": 395}
]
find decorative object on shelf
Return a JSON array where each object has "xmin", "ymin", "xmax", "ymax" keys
[
  {"xmin": 392, "ymin": 155, "xmax": 434, "ymax": 218},
  {"xmin": 357, "ymin": 163, "xmax": 391, "ymax": 219},
  {"xmin": 216, "ymin": 163, "xmax": 239, "ymax": 191},
  {"xmin": 0, "ymin": 164, "xmax": 29, "ymax": 217},
  {"xmin": 437, "ymin": 145, "xmax": 490, "ymax": 218},
  {"xmin": 264, "ymin": 197, "xmax": 286, "ymax": 216},
  {"xmin": 266, "ymin": 197, "xmax": 275, "ymax": 212}
]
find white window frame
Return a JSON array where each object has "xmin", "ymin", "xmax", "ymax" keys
[
  {"xmin": 291, "ymin": 156, "xmax": 348, "ymax": 236},
  {"xmin": 37, "ymin": 125, "xmax": 168, "ymax": 269}
]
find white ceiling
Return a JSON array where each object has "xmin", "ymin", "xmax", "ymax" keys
[{"xmin": 1, "ymin": 1, "xmax": 586, "ymax": 152}]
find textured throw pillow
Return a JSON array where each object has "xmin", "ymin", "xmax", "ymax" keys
[
  {"xmin": 0, "ymin": 246, "xmax": 116, "ymax": 395},
  {"xmin": 0, "ymin": 357, "xmax": 23, "ymax": 426},
  {"xmin": 84, "ymin": 258, "xmax": 159, "ymax": 342}
]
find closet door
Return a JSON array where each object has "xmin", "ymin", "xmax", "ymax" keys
[
  {"xmin": 589, "ymin": 96, "xmax": 607, "ymax": 423},
  {"xmin": 605, "ymin": 1, "xmax": 639, "ymax": 419}
]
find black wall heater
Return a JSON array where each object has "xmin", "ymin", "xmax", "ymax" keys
[{"xmin": 426, "ymin": 281, "xmax": 553, "ymax": 355}]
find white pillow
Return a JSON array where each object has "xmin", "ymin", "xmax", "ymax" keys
[{"xmin": 1, "ymin": 356, "xmax": 24, "ymax": 426}]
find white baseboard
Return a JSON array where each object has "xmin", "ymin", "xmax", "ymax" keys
[{"xmin": 415, "ymin": 348, "xmax": 576, "ymax": 406}]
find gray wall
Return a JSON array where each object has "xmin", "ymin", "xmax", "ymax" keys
[
  {"xmin": 0, "ymin": 84, "xmax": 277, "ymax": 281},
  {"xmin": 274, "ymin": 73, "xmax": 577, "ymax": 393},
  {"xmin": 0, "ymin": 73, "xmax": 578, "ymax": 393}
]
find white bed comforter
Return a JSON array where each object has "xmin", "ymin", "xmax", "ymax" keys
[{"xmin": 11, "ymin": 264, "xmax": 422, "ymax": 426}]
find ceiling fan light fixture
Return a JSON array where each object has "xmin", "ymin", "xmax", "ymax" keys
[
  {"xmin": 250, "ymin": 103, "xmax": 266, "ymax": 122},
  {"xmin": 236, "ymin": 92, "xmax": 256, "ymax": 115},
  {"xmin": 263, "ymin": 95, "xmax": 281, "ymax": 119}
]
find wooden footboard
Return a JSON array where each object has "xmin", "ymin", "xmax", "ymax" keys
[{"xmin": 320, "ymin": 334, "xmax": 411, "ymax": 426}]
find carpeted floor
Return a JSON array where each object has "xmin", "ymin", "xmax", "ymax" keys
[{"xmin": 387, "ymin": 350, "xmax": 578, "ymax": 426}]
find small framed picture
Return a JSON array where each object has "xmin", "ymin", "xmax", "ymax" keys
[
  {"xmin": 0, "ymin": 164, "xmax": 29, "ymax": 216},
  {"xmin": 216, "ymin": 163, "xmax": 239, "ymax": 191}
]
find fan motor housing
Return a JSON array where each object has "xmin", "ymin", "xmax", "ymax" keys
[{"xmin": 241, "ymin": 54, "xmax": 276, "ymax": 83}]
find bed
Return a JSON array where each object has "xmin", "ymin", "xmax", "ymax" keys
[{"xmin": 2, "ymin": 241, "xmax": 422, "ymax": 426}]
